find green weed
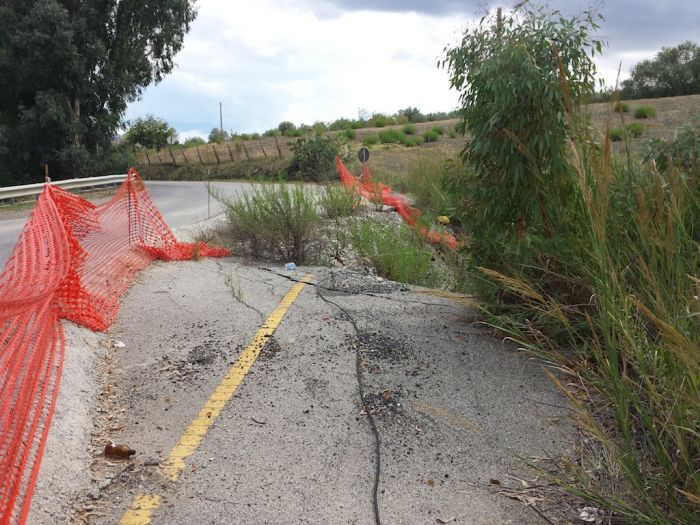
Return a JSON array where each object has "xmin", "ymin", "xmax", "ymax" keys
[
  {"xmin": 349, "ymin": 218, "xmax": 440, "ymax": 287},
  {"xmin": 318, "ymin": 184, "xmax": 361, "ymax": 219},
  {"xmin": 214, "ymin": 182, "xmax": 319, "ymax": 263}
]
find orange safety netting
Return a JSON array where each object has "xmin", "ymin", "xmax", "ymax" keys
[
  {"xmin": 0, "ymin": 168, "xmax": 230, "ymax": 525},
  {"xmin": 335, "ymin": 157, "xmax": 458, "ymax": 249}
]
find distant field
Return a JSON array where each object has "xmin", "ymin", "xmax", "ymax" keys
[{"xmin": 135, "ymin": 94, "xmax": 700, "ymax": 169}]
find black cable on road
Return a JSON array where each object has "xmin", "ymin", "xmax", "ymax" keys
[{"xmin": 315, "ymin": 276, "xmax": 382, "ymax": 525}]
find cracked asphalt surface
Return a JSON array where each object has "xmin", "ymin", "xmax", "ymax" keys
[{"xmin": 60, "ymin": 258, "xmax": 574, "ymax": 525}]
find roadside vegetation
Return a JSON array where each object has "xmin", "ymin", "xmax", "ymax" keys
[{"xmin": 439, "ymin": 4, "xmax": 699, "ymax": 524}]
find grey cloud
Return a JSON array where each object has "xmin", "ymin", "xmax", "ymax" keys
[{"xmin": 318, "ymin": 0, "xmax": 482, "ymax": 16}]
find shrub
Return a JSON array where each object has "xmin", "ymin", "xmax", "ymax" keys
[
  {"xmin": 338, "ymin": 128, "xmax": 356, "ymax": 141},
  {"xmin": 318, "ymin": 184, "xmax": 361, "ymax": 218},
  {"xmin": 401, "ymin": 137, "xmax": 419, "ymax": 147},
  {"xmin": 402, "ymin": 124, "xmax": 417, "ymax": 135},
  {"xmin": 634, "ymin": 105, "xmax": 656, "ymax": 118},
  {"xmin": 609, "ymin": 127, "xmax": 626, "ymax": 141},
  {"xmin": 312, "ymin": 122, "xmax": 328, "ymax": 134},
  {"xmin": 287, "ymin": 135, "xmax": 342, "ymax": 181},
  {"xmin": 432, "ymin": 126, "xmax": 444, "ymax": 135},
  {"xmin": 278, "ymin": 121, "xmax": 296, "ymax": 134},
  {"xmin": 378, "ymin": 129, "xmax": 403, "ymax": 144},
  {"xmin": 214, "ymin": 183, "xmax": 319, "ymax": 262},
  {"xmin": 369, "ymin": 114, "xmax": 389, "ymax": 127},
  {"xmin": 614, "ymin": 101, "xmax": 630, "ymax": 113},
  {"xmin": 626, "ymin": 122, "xmax": 645, "ymax": 137},
  {"xmin": 448, "ymin": 130, "xmax": 457, "ymax": 139},
  {"xmin": 183, "ymin": 137, "xmax": 206, "ymax": 148},
  {"xmin": 441, "ymin": 1, "xmax": 601, "ymax": 275},
  {"xmin": 328, "ymin": 118, "xmax": 353, "ymax": 131},
  {"xmin": 349, "ymin": 219, "xmax": 439, "ymax": 286},
  {"xmin": 423, "ymin": 130, "xmax": 439, "ymax": 142},
  {"xmin": 645, "ymin": 116, "xmax": 700, "ymax": 172},
  {"xmin": 363, "ymin": 135, "xmax": 379, "ymax": 146}
]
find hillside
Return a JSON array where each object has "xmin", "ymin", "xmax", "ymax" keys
[{"xmin": 135, "ymin": 94, "xmax": 700, "ymax": 170}]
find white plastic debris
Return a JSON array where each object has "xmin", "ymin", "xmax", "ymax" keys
[{"xmin": 578, "ymin": 507, "xmax": 603, "ymax": 523}]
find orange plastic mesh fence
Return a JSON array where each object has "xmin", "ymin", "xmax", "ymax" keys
[
  {"xmin": 336, "ymin": 157, "xmax": 458, "ymax": 249},
  {"xmin": 0, "ymin": 169, "xmax": 230, "ymax": 524}
]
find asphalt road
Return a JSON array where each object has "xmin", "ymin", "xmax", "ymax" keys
[
  {"xmin": 0, "ymin": 180, "xmax": 248, "ymax": 269},
  {"xmin": 12, "ymin": 180, "xmax": 576, "ymax": 523},
  {"xmin": 51, "ymin": 261, "xmax": 573, "ymax": 525}
]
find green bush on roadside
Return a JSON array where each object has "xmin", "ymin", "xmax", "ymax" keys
[
  {"xmin": 318, "ymin": 184, "xmax": 361, "ymax": 219},
  {"xmin": 349, "ymin": 219, "xmax": 439, "ymax": 287},
  {"xmin": 287, "ymin": 135, "xmax": 343, "ymax": 182},
  {"xmin": 214, "ymin": 183, "xmax": 319, "ymax": 263}
]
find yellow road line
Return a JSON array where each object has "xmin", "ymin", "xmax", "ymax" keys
[
  {"xmin": 119, "ymin": 274, "xmax": 313, "ymax": 525},
  {"xmin": 119, "ymin": 495, "xmax": 161, "ymax": 525}
]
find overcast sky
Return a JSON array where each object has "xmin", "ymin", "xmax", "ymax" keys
[{"xmin": 124, "ymin": 0, "xmax": 700, "ymax": 140}]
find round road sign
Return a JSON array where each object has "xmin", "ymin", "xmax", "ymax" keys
[{"xmin": 358, "ymin": 147, "xmax": 370, "ymax": 163}]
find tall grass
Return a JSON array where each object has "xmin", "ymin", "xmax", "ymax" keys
[{"xmin": 476, "ymin": 133, "xmax": 700, "ymax": 523}]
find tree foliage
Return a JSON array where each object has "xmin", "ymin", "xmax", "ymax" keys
[
  {"xmin": 124, "ymin": 115, "xmax": 177, "ymax": 150},
  {"xmin": 441, "ymin": 2, "xmax": 602, "ymax": 272},
  {"xmin": 0, "ymin": 0, "xmax": 196, "ymax": 184},
  {"xmin": 621, "ymin": 41, "xmax": 700, "ymax": 99},
  {"xmin": 208, "ymin": 128, "xmax": 229, "ymax": 144}
]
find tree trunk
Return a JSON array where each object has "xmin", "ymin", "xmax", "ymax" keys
[{"xmin": 73, "ymin": 95, "xmax": 81, "ymax": 145}]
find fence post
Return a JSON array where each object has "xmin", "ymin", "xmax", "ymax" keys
[
  {"xmin": 258, "ymin": 137, "xmax": 268, "ymax": 158},
  {"xmin": 226, "ymin": 141, "xmax": 234, "ymax": 161},
  {"xmin": 212, "ymin": 144, "xmax": 220, "ymax": 164},
  {"xmin": 168, "ymin": 147, "xmax": 177, "ymax": 167},
  {"xmin": 241, "ymin": 138, "xmax": 250, "ymax": 160},
  {"xmin": 273, "ymin": 135, "xmax": 282, "ymax": 158},
  {"xmin": 196, "ymin": 146, "xmax": 203, "ymax": 164}
]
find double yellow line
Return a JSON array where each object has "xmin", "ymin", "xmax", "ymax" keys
[{"xmin": 120, "ymin": 275, "xmax": 313, "ymax": 525}]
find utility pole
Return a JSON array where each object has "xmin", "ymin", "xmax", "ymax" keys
[{"xmin": 219, "ymin": 102, "xmax": 223, "ymax": 134}]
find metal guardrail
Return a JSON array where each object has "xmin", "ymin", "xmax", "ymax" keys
[{"xmin": 0, "ymin": 174, "xmax": 127, "ymax": 201}]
